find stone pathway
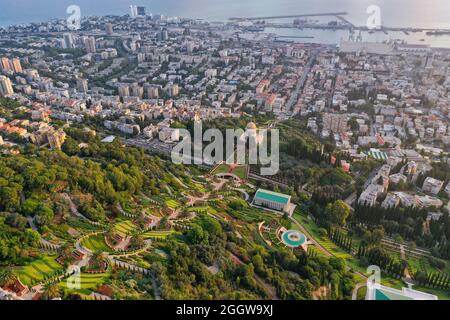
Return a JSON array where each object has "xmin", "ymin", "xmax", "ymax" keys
[
  {"xmin": 230, "ymin": 188, "xmax": 250, "ymax": 201},
  {"xmin": 27, "ymin": 216, "xmax": 61, "ymax": 250},
  {"xmin": 61, "ymin": 193, "xmax": 103, "ymax": 226},
  {"xmin": 352, "ymin": 282, "xmax": 366, "ymax": 300}
]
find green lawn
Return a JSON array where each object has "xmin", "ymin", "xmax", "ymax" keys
[
  {"xmin": 211, "ymin": 164, "xmax": 229, "ymax": 175},
  {"xmin": 412, "ymin": 285, "xmax": 450, "ymax": 300},
  {"xmin": 186, "ymin": 206, "xmax": 217, "ymax": 214},
  {"xmin": 192, "ymin": 183, "xmax": 207, "ymax": 193},
  {"xmin": 292, "ymin": 212, "xmax": 367, "ymax": 274},
  {"xmin": 67, "ymin": 217, "xmax": 103, "ymax": 231},
  {"xmin": 380, "ymin": 276, "xmax": 404, "ymax": 290},
  {"xmin": 142, "ymin": 230, "xmax": 174, "ymax": 240},
  {"xmin": 356, "ymin": 285, "xmax": 367, "ymax": 300},
  {"xmin": 233, "ymin": 166, "xmax": 248, "ymax": 180},
  {"xmin": 406, "ymin": 255, "xmax": 450, "ymax": 276},
  {"xmin": 59, "ymin": 271, "xmax": 111, "ymax": 292},
  {"xmin": 81, "ymin": 235, "xmax": 111, "ymax": 252},
  {"xmin": 293, "ymin": 211, "xmax": 450, "ymax": 299},
  {"xmin": 211, "ymin": 164, "xmax": 248, "ymax": 180},
  {"xmin": 15, "ymin": 256, "xmax": 63, "ymax": 286},
  {"xmin": 267, "ymin": 231, "xmax": 281, "ymax": 246}
]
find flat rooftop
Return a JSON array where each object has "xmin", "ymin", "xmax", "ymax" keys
[
  {"xmin": 101, "ymin": 135, "xmax": 116, "ymax": 143},
  {"xmin": 254, "ymin": 189, "xmax": 290, "ymax": 205},
  {"xmin": 375, "ymin": 289, "xmax": 413, "ymax": 300},
  {"xmin": 367, "ymin": 283, "xmax": 438, "ymax": 300}
]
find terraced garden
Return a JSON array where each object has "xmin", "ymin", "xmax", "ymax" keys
[
  {"xmin": 192, "ymin": 183, "xmax": 207, "ymax": 193},
  {"xmin": 141, "ymin": 230, "xmax": 174, "ymax": 240},
  {"xmin": 15, "ymin": 256, "xmax": 64, "ymax": 286},
  {"xmin": 165, "ymin": 199, "xmax": 181, "ymax": 209},
  {"xmin": 114, "ymin": 220, "xmax": 138, "ymax": 237},
  {"xmin": 267, "ymin": 231, "xmax": 281, "ymax": 246},
  {"xmin": 81, "ymin": 235, "xmax": 111, "ymax": 252},
  {"xmin": 67, "ymin": 217, "xmax": 103, "ymax": 231},
  {"xmin": 58, "ymin": 270, "xmax": 111, "ymax": 292},
  {"xmin": 186, "ymin": 206, "xmax": 217, "ymax": 214}
]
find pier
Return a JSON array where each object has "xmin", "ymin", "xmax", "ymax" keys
[
  {"xmin": 229, "ymin": 12, "xmax": 348, "ymax": 22},
  {"xmin": 275, "ymin": 35, "xmax": 314, "ymax": 39}
]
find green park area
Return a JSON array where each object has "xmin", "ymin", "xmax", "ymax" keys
[
  {"xmin": 15, "ymin": 256, "xmax": 64, "ymax": 286},
  {"xmin": 114, "ymin": 220, "xmax": 138, "ymax": 237},
  {"xmin": 211, "ymin": 164, "xmax": 248, "ymax": 180},
  {"xmin": 211, "ymin": 164, "xmax": 229, "ymax": 175},
  {"xmin": 81, "ymin": 235, "xmax": 111, "ymax": 252},
  {"xmin": 186, "ymin": 206, "xmax": 217, "ymax": 214},
  {"xmin": 142, "ymin": 230, "xmax": 174, "ymax": 240},
  {"xmin": 292, "ymin": 211, "xmax": 367, "ymax": 274},
  {"xmin": 165, "ymin": 199, "xmax": 181, "ymax": 209},
  {"xmin": 58, "ymin": 270, "xmax": 111, "ymax": 293},
  {"xmin": 233, "ymin": 166, "xmax": 248, "ymax": 180}
]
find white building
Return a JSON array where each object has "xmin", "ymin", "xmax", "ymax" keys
[
  {"xmin": 159, "ymin": 127, "xmax": 180, "ymax": 143},
  {"xmin": 252, "ymin": 189, "xmax": 292, "ymax": 214},
  {"xmin": 0, "ymin": 76, "xmax": 14, "ymax": 96},
  {"xmin": 422, "ymin": 177, "xmax": 444, "ymax": 195},
  {"xmin": 366, "ymin": 282, "xmax": 437, "ymax": 300},
  {"xmin": 358, "ymin": 184, "xmax": 384, "ymax": 207}
]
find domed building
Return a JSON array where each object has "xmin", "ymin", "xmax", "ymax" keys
[
  {"xmin": 243, "ymin": 121, "xmax": 263, "ymax": 145},
  {"xmin": 246, "ymin": 122, "xmax": 257, "ymax": 130}
]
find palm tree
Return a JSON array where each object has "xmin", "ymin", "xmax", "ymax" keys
[
  {"xmin": 91, "ymin": 250, "xmax": 105, "ymax": 265},
  {"xmin": 0, "ymin": 268, "xmax": 15, "ymax": 287},
  {"xmin": 42, "ymin": 283, "xmax": 61, "ymax": 300},
  {"xmin": 60, "ymin": 243, "xmax": 73, "ymax": 258},
  {"xmin": 105, "ymin": 225, "xmax": 116, "ymax": 242}
]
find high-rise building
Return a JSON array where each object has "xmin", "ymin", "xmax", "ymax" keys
[
  {"xmin": 38, "ymin": 78, "xmax": 53, "ymax": 92},
  {"xmin": 1, "ymin": 57, "xmax": 23, "ymax": 74},
  {"xmin": 0, "ymin": 76, "xmax": 14, "ymax": 96},
  {"xmin": 130, "ymin": 84, "xmax": 144, "ymax": 99},
  {"xmin": 63, "ymin": 33, "xmax": 74, "ymax": 49},
  {"xmin": 11, "ymin": 58, "xmax": 22, "ymax": 73},
  {"xmin": 159, "ymin": 28, "xmax": 169, "ymax": 41},
  {"xmin": 31, "ymin": 127, "xmax": 66, "ymax": 150},
  {"xmin": 26, "ymin": 69, "xmax": 40, "ymax": 82},
  {"xmin": 137, "ymin": 6, "xmax": 146, "ymax": 16},
  {"xmin": 0, "ymin": 57, "xmax": 12, "ymax": 72},
  {"xmin": 144, "ymin": 85, "xmax": 159, "ymax": 99},
  {"xmin": 84, "ymin": 36, "xmax": 96, "ymax": 53},
  {"xmin": 118, "ymin": 84, "xmax": 130, "ymax": 97},
  {"xmin": 322, "ymin": 113, "xmax": 348, "ymax": 133},
  {"xmin": 186, "ymin": 41, "xmax": 195, "ymax": 54},
  {"xmin": 129, "ymin": 5, "xmax": 138, "ymax": 18},
  {"xmin": 105, "ymin": 23, "xmax": 113, "ymax": 35},
  {"xmin": 167, "ymin": 83, "xmax": 179, "ymax": 97},
  {"xmin": 77, "ymin": 78, "xmax": 88, "ymax": 93}
]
